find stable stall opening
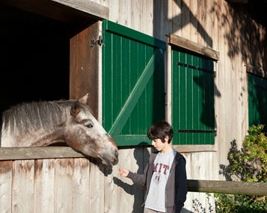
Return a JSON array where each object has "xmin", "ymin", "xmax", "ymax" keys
[{"xmin": 0, "ymin": 4, "xmax": 71, "ymax": 113}]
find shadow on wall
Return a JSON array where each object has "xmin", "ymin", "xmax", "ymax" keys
[
  {"xmin": 219, "ymin": 139, "xmax": 238, "ymax": 181},
  {"xmin": 222, "ymin": 3, "xmax": 267, "ymax": 70},
  {"xmin": 181, "ymin": 208, "xmax": 194, "ymax": 213},
  {"xmin": 182, "ymin": 195, "xmax": 215, "ymax": 213},
  {"xmin": 193, "ymin": 72, "xmax": 221, "ymax": 130},
  {"xmin": 113, "ymin": 146, "xmax": 150, "ymax": 213}
]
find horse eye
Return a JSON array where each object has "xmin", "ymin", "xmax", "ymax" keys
[
  {"xmin": 87, "ymin": 124, "xmax": 93, "ymax": 128},
  {"xmin": 85, "ymin": 124, "xmax": 93, "ymax": 128}
]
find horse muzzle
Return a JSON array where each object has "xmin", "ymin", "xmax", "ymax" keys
[{"xmin": 101, "ymin": 148, "xmax": 119, "ymax": 166}]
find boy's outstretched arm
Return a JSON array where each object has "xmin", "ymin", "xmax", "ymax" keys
[{"xmin": 119, "ymin": 168, "xmax": 129, "ymax": 177}]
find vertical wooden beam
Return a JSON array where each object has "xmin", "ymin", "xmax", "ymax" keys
[
  {"xmin": 166, "ymin": 44, "xmax": 172, "ymax": 125},
  {"xmin": 69, "ymin": 21, "xmax": 101, "ymax": 119}
]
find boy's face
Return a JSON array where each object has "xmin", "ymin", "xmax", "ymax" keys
[{"xmin": 151, "ymin": 136, "xmax": 170, "ymax": 153}]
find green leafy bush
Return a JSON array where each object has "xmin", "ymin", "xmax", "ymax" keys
[{"xmin": 215, "ymin": 125, "xmax": 267, "ymax": 212}]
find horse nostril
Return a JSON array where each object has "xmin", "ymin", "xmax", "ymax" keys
[{"xmin": 113, "ymin": 152, "xmax": 119, "ymax": 165}]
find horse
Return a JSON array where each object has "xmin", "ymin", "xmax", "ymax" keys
[{"xmin": 0, "ymin": 93, "xmax": 118, "ymax": 166}]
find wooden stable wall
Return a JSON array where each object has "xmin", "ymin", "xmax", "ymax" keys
[
  {"xmin": 1, "ymin": 0, "xmax": 267, "ymax": 212},
  {"xmin": 105, "ymin": 1, "xmax": 267, "ymax": 211},
  {"xmin": 0, "ymin": 148, "xmax": 216, "ymax": 213},
  {"xmin": 0, "ymin": 147, "xmax": 146, "ymax": 213},
  {"xmin": 106, "ymin": 0, "xmax": 267, "ymax": 166},
  {"xmin": 2, "ymin": 148, "xmax": 266, "ymax": 213}
]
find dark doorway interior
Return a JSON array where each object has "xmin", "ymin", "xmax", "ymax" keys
[{"xmin": 0, "ymin": 4, "xmax": 70, "ymax": 113}]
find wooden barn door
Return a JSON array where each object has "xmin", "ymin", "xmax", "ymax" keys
[
  {"xmin": 102, "ymin": 20, "xmax": 166, "ymax": 146},
  {"xmin": 70, "ymin": 22, "xmax": 101, "ymax": 119}
]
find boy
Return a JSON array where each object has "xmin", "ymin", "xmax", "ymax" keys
[{"xmin": 119, "ymin": 121, "xmax": 187, "ymax": 213}]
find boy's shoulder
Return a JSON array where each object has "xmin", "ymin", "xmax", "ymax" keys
[{"xmin": 148, "ymin": 151, "xmax": 158, "ymax": 163}]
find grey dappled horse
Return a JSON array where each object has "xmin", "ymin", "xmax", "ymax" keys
[{"xmin": 0, "ymin": 94, "xmax": 118, "ymax": 166}]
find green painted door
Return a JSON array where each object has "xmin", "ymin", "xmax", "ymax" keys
[
  {"xmin": 102, "ymin": 20, "xmax": 166, "ymax": 146},
  {"xmin": 172, "ymin": 49, "xmax": 215, "ymax": 145},
  {"xmin": 248, "ymin": 73, "xmax": 267, "ymax": 131}
]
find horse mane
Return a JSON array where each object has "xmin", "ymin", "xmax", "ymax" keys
[{"xmin": 2, "ymin": 101, "xmax": 68, "ymax": 133}]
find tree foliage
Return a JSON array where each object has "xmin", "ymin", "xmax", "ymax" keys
[{"xmin": 215, "ymin": 125, "xmax": 267, "ymax": 213}]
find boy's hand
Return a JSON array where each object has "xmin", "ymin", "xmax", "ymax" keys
[{"xmin": 119, "ymin": 168, "xmax": 129, "ymax": 177}]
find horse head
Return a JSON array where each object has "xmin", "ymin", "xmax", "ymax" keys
[{"xmin": 64, "ymin": 94, "xmax": 118, "ymax": 166}]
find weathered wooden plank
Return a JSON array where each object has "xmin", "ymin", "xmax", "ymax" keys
[
  {"xmin": 197, "ymin": 0, "xmax": 205, "ymax": 45},
  {"xmin": 171, "ymin": 0, "xmax": 182, "ymax": 36},
  {"xmin": 34, "ymin": 159, "xmax": 55, "ymax": 213},
  {"xmin": 181, "ymin": 0, "xmax": 190, "ymax": 38},
  {"xmin": 72, "ymin": 158, "xmax": 90, "ymax": 212},
  {"xmin": 54, "ymin": 159, "xmax": 74, "ymax": 213},
  {"xmin": 169, "ymin": 34, "xmax": 220, "ymax": 61},
  {"xmin": 188, "ymin": 180, "xmax": 267, "ymax": 196},
  {"xmin": 203, "ymin": 0, "xmax": 212, "ymax": 47},
  {"xmin": 89, "ymin": 163, "xmax": 104, "ymax": 213},
  {"xmin": 0, "ymin": 147, "xmax": 84, "ymax": 161},
  {"xmin": 140, "ymin": 0, "xmax": 154, "ymax": 35},
  {"xmin": 132, "ymin": 147, "xmax": 147, "ymax": 211},
  {"xmin": 131, "ymin": 0, "xmax": 141, "ymax": 32},
  {"xmin": 104, "ymin": 165, "xmax": 118, "ymax": 213},
  {"xmin": 114, "ymin": 148, "xmax": 148, "ymax": 213},
  {"xmin": 116, "ymin": 149, "xmax": 133, "ymax": 213},
  {"xmin": 0, "ymin": 161, "xmax": 12, "ymax": 213},
  {"xmin": 190, "ymin": 0, "xmax": 198, "ymax": 43},
  {"xmin": 12, "ymin": 160, "xmax": 35, "ymax": 213}
]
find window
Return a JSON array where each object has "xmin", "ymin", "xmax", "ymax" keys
[
  {"xmin": 247, "ymin": 73, "xmax": 267, "ymax": 131},
  {"xmin": 172, "ymin": 49, "xmax": 215, "ymax": 145}
]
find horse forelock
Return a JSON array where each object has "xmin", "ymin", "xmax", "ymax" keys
[{"xmin": 2, "ymin": 101, "xmax": 66, "ymax": 134}]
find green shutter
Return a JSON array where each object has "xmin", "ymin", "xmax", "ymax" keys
[
  {"xmin": 248, "ymin": 73, "xmax": 267, "ymax": 131},
  {"xmin": 172, "ymin": 49, "xmax": 215, "ymax": 145},
  {"xmin": 102, "ymin": 20, "xmax": 166, "ymax": 146}
]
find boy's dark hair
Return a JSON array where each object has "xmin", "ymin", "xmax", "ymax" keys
[{"xmin": 147, "ymin": 121, "xmax": 173, "ymax": 143}]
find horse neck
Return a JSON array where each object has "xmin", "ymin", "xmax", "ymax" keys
[
  {"xmin": 1, "ymin": 127, "xmax": 66, "ymax": 147},
  {"xmin": 28, "ymin": 130, "xmax": 66, "ymax": 147}
]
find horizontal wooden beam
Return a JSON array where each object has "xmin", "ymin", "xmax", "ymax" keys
[
  {"xmin": 174, "ymin": 145, "xmax": 216, "ymax": 153},
  {"xmin": 49, "ymin": 0, "xmax": 109, "ymax": 20},
  {"xmin": 1, "ymin": 0, "xmax": 108, "ymax": 23},
  {"xmin": 169, "ymin": 34, "xmax": 220, "ymax": 61},
  {"xmin": 188, "ymin": 179, "xmax": 267, "ymax": 196},
  {"xmin": 0, "ymin": 147, "xmax": 84, "ymax": 161},
  {"xmin": 246, "ymin": 64, "xmax": 267, "ymax": 78}
]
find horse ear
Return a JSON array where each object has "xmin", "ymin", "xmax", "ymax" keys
[
  {"xmin": 79, "ymin": 93, "xmax": 89, "ymax": 104},
  {"xmin": 70, "ymin": 101, "xmax": 81, "ymax": 117}
]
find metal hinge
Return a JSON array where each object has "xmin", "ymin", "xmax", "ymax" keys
[{"xmin": 91, "ymin": 35, "xmax": 102, "ymax": 47}]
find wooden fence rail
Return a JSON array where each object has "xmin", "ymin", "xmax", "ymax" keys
[
  {"xmin": 1, "ymin": 147, "xmax": 267, "ymax": 196},
  {"xmin": 187, "ymin": 180, "xmax": 267, "ymax": 196}
]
